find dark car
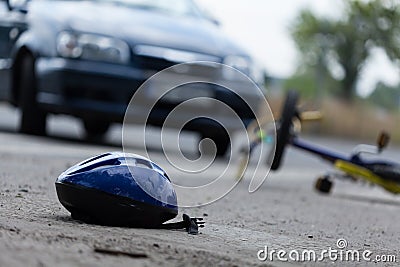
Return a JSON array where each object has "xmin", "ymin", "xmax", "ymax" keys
[{"xmin": 0, "ymin": 0, "xmax": 264, "ymax": 155}]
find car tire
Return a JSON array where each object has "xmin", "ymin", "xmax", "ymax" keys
[
  {"xmin": 270, "ymin": 90, "xmax": 299, "ymax": 170},
  {"xmin": 18, "ymin": 54, "xmax": 47, "ymax": 136},
  {"xmin": 83, "ymin": 119, "xmax": 110, "ymax": 140},
  {"xmin": 200, "ymin": 130, "xmax": 230, "ymax": 157}
]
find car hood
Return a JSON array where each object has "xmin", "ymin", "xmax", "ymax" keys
[{"xmin": 29, "ymin": 0, "xmax": 247, "ymax": 59}]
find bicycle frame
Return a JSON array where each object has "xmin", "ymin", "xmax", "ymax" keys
[
  {"xmin": 291, "ymin": 137, "xmax": 348, "ymax": 164},
  {"xmin": 291, "ymin": 136, "xmax": 398, "ymax": 166},
  {"xmin": 290, "ymin": 136, "xmax": 400, "ymax": 193}
]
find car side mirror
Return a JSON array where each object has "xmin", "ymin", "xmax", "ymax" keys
[
  {"xmin": 6, "ymin": 0, "xmax": 28, "ymax": 13},
  {"xmin": 377, "ymin": 131, "xmax": 390, "ymax": 151}
]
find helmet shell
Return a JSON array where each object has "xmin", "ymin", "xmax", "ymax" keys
[{"xmin": 55, "ymin": 152, "xmax": 178, "ymax": 227}]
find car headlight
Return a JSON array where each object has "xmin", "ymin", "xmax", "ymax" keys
[
  {"xmin": 57, "ymin": 32, "xmax": 131, "ymax": 64},
  {"xmin": 223, "ymin": 55, "xmax": 264, "ymax": 85}
]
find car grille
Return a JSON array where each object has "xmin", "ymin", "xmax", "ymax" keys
[
  {"xmin": 133, "ymin": 45, "xmax": 221, "ymax": 72},
  {"xmin": 135, "ymin": 55, "xmax": 176, "ymax": 72}
]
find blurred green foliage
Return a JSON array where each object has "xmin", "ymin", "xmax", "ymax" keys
[
  {"xmin": 368, "ymin": 82, "xmax": 400, "ymax": 110},
  {"xmin": 290, "ymin": 0, "xmax": 400, "ymax": 100},
  {"xmin": 284, "ymin": 67, "xmax": 341, "ymax": 99}
]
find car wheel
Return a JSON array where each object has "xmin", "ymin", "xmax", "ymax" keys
[
  {"xmin": 270, "ymin": 90, "xmax": 299, "ymax": 170},
  {"xmin": 18, "ymin": 54, "xmax": 47, "ymax": 135},
  {"xmin": 200, "ymin": 130, "xmax": 230, "ymax": 157},
  {"xmin": 83, "ymin": 119, "xmax": 110, "ymax": 140}
]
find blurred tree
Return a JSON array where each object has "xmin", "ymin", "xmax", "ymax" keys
[
  {"xmin": 284, "ymin": 68, "xmax": 341, "ymax": 99},
  {"xmin": 291, "ymin": 0, "xmax": 400, "ymax": 100}
]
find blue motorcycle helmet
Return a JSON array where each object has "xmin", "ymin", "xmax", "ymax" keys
[{"xmin": 56, "ymin": 152, "xmax": 203, "ymax": 234}]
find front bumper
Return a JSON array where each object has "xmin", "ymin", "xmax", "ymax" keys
[
  {"xmin": 35, "ymin": 57, "xmax": 259, "ymax": 131},
  {"xmin": 36, "ymin": 57, "xmax": 145, "ymax": 122}
]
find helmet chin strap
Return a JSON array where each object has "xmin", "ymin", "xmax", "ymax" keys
[{"xmin": 159, "ymin": 214, "xmax": 205, "ymax": 235}]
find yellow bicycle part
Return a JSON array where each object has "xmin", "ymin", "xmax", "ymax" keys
[
  {"xmin": 335, "ymin": 160, "xmax": 400, "ymax": 194},
  {"xmin": 300, "ymin": 111, "xmax": 323, "ymax": 121}
]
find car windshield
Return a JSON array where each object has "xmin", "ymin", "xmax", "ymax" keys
[{"xmin": 96, "ymin": 0, "xmax": 203, "ymax": 17}]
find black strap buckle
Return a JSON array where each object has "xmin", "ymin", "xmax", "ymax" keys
[{"xmin": 160, "ymin": 214, "xmax": 205, "ymax": 235}]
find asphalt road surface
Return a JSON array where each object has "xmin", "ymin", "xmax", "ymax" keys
[{"xmin": 0, "ymin": 104, "xmax": 399, "ymax": 267}]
